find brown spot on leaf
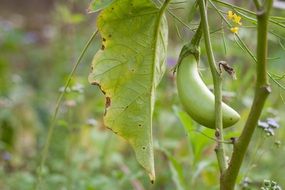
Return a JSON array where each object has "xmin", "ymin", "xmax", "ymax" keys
[
  {"xmin": 90, "ymin": 81, "xmax": 106, "ymax": 95},
  {"xmin": 102, "ymin": 38, "xmax": 106, "ymax": 42},
  {"xmin": 101, "ymin": 45, "xmax": 105, "ymax": 50},
  {"xmin": 91, "ymin": 83, "xmax": 110, "ymax": 116},
  {"xmin": 90, "ymin": 81, "xmax": 99, "ymax": 85},
  {"xmin": 106, "ymin": 126, "xmax": 118, "ymax": 134},
  {"xmin": 104, "ymin": 97, "xmax": 111, "ymax": 115},
  {"xmin": 106, "ymin": 97, "xmax": 111, "ymax": 108},
  {"xmin": 108, "ymin": 34, "xmax": 112, "ymax": 38}
]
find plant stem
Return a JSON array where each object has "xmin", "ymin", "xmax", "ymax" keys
[
  {"xmin": 253, "ymin": 0, "xmax": 262, "ymax": 10},
  {"xmin": 198, "ymin": 0, "xmax": 227, "ymax": 173},
  {"xmin": 35, "ymin": 30, "xmax": 98, "ymax": 190},
  {"xmin": 177, "ymin": 22, "xmax": 202, "ymax": 62},
  {"xmin": 220, "ymin": 1, "xmax": 273, "ymax": 189}
]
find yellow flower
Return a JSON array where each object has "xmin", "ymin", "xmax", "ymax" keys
[
  {"xmin": 227, "ymin": 11, "xmax": 234, "ymax": 20},
  {"xmin": 230, "ymin": 27, "xmax": 239, "ymax": 34},
  {"xmin": 233, "ymin": 14, "xmax": 242, "ymax": 25}
]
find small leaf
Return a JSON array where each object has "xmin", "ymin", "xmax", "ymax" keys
[{"xmin": 87, "ymin": 0, "xmax": 115, "ymax": 13}]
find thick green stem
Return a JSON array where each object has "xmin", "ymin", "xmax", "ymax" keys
[
  {"xmin": 253, "ymin": 0, "xmax": 262, "ymax": 10},
  {"xmin": 221, "ymin": 1, "xmax": 273, "ymax": 189},
  {"xmin": 214, "ymin": 77, "xmax": 227, "ymax": 173},
  {"xmin": 198, "ymin": 0, "xmax": 227, "ymax": 173}
]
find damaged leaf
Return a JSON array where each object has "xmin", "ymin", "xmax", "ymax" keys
[{"xmin": 88, "ymin": 0, "xmax": 168, "ymax": 181}]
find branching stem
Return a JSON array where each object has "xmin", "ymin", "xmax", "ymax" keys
[
  {"xmin": 220, "ymin": 1, "xmax": 273, "ymax": 189},
  {"xmin": 253, "ymin": 0, "xmax": 262, "ymax": 10}
]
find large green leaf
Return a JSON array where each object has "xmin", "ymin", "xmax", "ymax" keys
[{"xmin": 88, "ymin": 0, "xmax": 168, "ymax": 181}]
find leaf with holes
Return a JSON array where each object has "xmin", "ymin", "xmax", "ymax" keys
[{"xmin": 88, "ymin": 0, "xmax": 168, "ymax": 181}]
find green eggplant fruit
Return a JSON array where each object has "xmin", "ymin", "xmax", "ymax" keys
[{"xmin": 176, "ymin": 55, "xmax": 240, "ymax": 129}]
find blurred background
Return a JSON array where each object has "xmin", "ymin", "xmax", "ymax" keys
[{"xmin": 0, "ymin": 0, "xmax": 284, "ymax": 189}]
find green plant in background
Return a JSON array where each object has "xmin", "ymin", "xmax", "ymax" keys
[
  {"xmin": 1, "ymin": 0, "xmax": 285, "ymax": 189},
  {"xmin": 36, "ymin": 0, "xmax": 285, "ymax": 189}
]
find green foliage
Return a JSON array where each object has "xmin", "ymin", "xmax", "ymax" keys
[{"xmin": 0, "ymin": 0, "xmax": 285, "ymax": 189}]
